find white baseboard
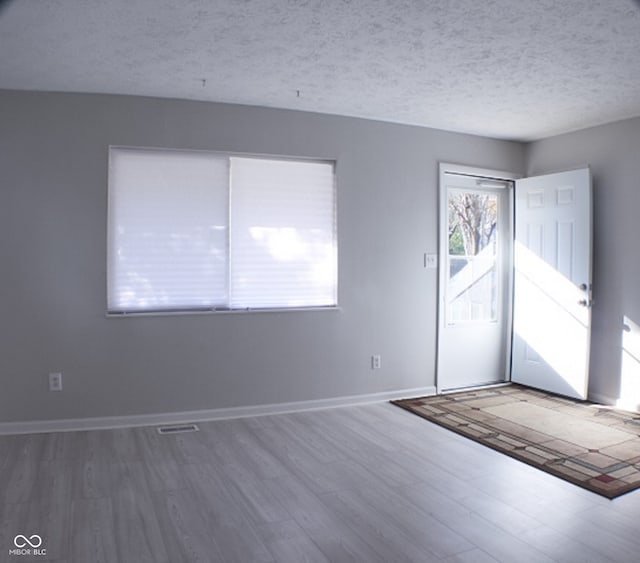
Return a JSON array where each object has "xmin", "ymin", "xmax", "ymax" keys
[
  {"xmin": 588, "ymin": 391, "xmax": 640, "ymax": 413},
  {"xmin": 587, "ymin": 391, "xmax": 617, "ymax": 406},
  {"xmin": 0, "ymin": 386, "xmax": 436, "ymax": 435}
]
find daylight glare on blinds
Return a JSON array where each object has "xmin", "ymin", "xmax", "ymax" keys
[
  {"xmin": 108, "ymin": 148, "xmax": 228, "ymax": 312},
  {"xmin": 229, "ymin": 157, "xmax": 337, "ymax": 308}
]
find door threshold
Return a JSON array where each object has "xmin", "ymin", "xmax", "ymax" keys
[{"xmin": 439, "ymin": 381, "xmax": 511, "ymax": 395}]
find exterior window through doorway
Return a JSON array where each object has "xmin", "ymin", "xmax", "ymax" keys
[{"xmin": 447, "ymin": 190, "xmax": 499, "ymax": 324}]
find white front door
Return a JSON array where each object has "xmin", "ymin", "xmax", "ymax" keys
[
  {"xmin": 512, "ymin": 168, "xmax": 593, "ymax": 399},
  {"xmin": 437, "ymin": 164, "xmax": 515, "ymax": 392}
]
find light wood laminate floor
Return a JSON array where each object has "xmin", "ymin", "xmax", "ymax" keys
[{"xmin": 1, "ymin": 402, "xmax": 640, "ymax": 562}]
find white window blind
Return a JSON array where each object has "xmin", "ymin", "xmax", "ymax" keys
[
  {"xmin": 230, "ymin": 157, "xmax": 337, "ymax": 308},
  {"xmin": 107, "ymin": 148, "xmax": 336, "ymax": 314},
  {"xmin": 108, "ymin": 148, "xmax": 229, "ymax": 312}
]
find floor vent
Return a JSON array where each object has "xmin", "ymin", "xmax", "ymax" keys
[{"xmin": 157, "ymin": 423, "xmax": 199, "ymax": 435}]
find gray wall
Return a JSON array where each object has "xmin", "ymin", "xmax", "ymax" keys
[
  {"xmin": 0, "ymin": 90, "xmax": 525, "ymax": 423},
  {"xmin": 526, "ymin": 117, "xmax": 640, "ymax": 404}
]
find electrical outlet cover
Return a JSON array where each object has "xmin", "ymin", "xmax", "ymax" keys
[{"xmin": 49, "ymin": 372, "xmax": 63, "ymax": 391}]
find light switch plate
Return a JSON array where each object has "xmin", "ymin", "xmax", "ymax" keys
[{"xmin": 424, "ymin": 253, "xmax": 438, "ymax": 269}]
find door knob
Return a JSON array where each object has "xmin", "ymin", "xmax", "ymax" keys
[{"xmin": 578, "ymin": 299, "xmax": 589, "ymax": 307}]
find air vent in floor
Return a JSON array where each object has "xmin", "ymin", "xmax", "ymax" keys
[{"xmin": 157, "ymin": 423, "xmax": 199, "ymax": 434}]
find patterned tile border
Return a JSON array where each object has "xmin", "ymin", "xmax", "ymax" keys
[{"xmin": 392, "ymin": 384, "xmax": 640, "ymax": 499}]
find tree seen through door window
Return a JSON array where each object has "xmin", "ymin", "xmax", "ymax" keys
[{"xmin": 447, "ymin": 191, "xmax": 498, "ymax": 322}]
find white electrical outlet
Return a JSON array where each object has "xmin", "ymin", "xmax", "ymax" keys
[
  {"xmin": 371, "ymin": 355, "xmax": 382, "ymax": 369},
  {"xmin": 49, "ymin": 372, "xmax": 63, "ymax": 391}
]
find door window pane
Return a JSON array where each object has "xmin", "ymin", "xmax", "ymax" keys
[{"xmin": 447, "ymin": 190, "xmax": 499, "ymax": 323}]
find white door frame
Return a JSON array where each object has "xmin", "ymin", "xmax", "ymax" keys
[{"xmin": 436, "ymin": 163, "xmax": 520, "ymax": 394}]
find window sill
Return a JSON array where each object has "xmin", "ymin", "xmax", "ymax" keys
[{"xmin": 106, "ymin": 305, "xmax": 342, "ymax": 318}]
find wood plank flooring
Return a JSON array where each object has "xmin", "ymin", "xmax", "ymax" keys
[{"xmin": 1, "ymin": 402, "xmax": 640, "ymax": 562}]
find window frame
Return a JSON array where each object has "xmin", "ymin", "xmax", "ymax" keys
[{"xmin": 106, "ymin": 145, "xmax": 339, "ymax": 316}]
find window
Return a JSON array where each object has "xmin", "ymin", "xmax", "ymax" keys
[
  {"xmin": 446, "ymin": 189, "xmax": 499, "ymax": 323},
  {"xmin": 107, "ymin": 147, "xmax": 337, "ymax": 313}
]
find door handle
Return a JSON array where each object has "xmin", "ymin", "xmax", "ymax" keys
[{"xmin": 578, "ymin": 282, "xmax": 592, "ymax": 308}]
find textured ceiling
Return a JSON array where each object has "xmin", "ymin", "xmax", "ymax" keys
[{"xmin": 1, "ymin": 0, "xmax": 640, "ymax": 141}]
